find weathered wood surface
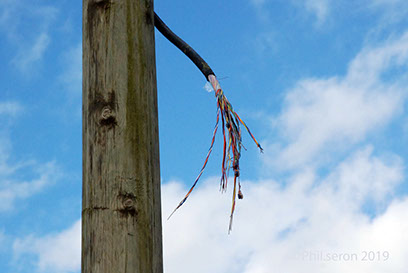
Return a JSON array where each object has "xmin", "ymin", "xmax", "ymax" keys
[{"xmin": 82, "ymin": 0, "xmax": 163, "ymax": 272}]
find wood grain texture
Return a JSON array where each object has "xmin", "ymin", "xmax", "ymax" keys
[{"xmin": 82, "ymin": 0, "xmax": 163, "ymax": 272}]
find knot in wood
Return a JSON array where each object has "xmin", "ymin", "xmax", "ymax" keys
[
  {"xmin": 101, "ymin": 106, "xmax": 113, "ymax": 119},
  {"xmin": 118, "ymin": 196, "xmax": 137, "ymax": 217},
  {"xmin": 123, "ymin": 198, "xmax": 134, "ymax": 209},
  {"xmin": 100, "ymin": 106, "xmax": 117, "ymax": 127}
]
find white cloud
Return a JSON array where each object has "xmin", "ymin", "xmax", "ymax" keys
[
  {"xmin": 265, "ymin": 31, "xmax": 408, "ymax": 170},
  {"xmin": 347, "ymin": 32, "xmax": 408, "ymax": 84},
  {"xmin": 321, "ymin": 147, "xmax": 402, "ymax": 209},
  {"xmin": 161, "ymin": 147, "xmax": 407, "ymax": 273},
  {"xmin": 13, "ymin": 220, "xmax": 81, "ymax": 273}
]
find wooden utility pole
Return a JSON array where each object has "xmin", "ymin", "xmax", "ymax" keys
[{"xmin": 82, "ymin": 0, "xmax": 163, "ymax": 272}]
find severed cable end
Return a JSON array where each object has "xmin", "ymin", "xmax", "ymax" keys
[{"xmin": 238, "ymin": 189, "xmax": 244, "ymax": 199}]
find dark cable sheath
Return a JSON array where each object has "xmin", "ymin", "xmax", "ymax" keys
[{"xmin": 154, "ymin": 12, "xmax": 215, "ymax": 80}]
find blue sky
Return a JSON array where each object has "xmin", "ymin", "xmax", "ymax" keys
[{"xmin": 1, "ymin": 0, "xmax": 408, "ymax": 272}]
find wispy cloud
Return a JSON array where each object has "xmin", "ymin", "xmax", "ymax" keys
[
  {"xmin": 0, "ymin": 102, "xmax": 23, "ymax": 176},
  {"xmin": 264, "ymin": 31, "xmax": 408, "ymax": 170},
  {"xmin": 13, "ymin": 220, "xmax": 81, "ymax": 273},
  {"xmin": 251, "ymin": 0, "xmax": 266, "ymax": 7},
  {"xmin": 0, "ymin": 161, "xmax": 59, "ymax": 212},
  {"xmin": 300, "ymin": 0, "xmax": 331, "ymax": 26},
  {"xmin": 250, "ymin": 0, "xmax": 331, "ymax": 25},
  {"xmin": 371, "ymin": 0, "xmax": 408, "ymax": 24},
  {"xmin": 251, "ymin": 0, "xmax": 408, "ymax": 28},
  {"xmin": 0, "ymin": 230, "xmax": 5, "ymax": 251},
  {"xmin": 253, "ymin": 31, "xmax": 278, "ymax": 56},
  {"xmin": 59, "ymin": 43, "xmax": 82, "ymax": 95},
  {"xmin": 0, "ymin": 101, "xmax": 22, "ymax": 117},
  {"xmin": 12, "ymin": 32, "xmax": 51, "ymax": 72},
  {"xmin": 0, "ymin": 0, "xmax": 58, "ymax": 72},
  {"xmin": 0, "ymin": 101, "xmax": 59, "ymax": 212}
]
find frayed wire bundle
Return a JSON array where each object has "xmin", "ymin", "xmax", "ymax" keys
[{"xmin": 155, "ymin": 12, "xmax": 263, "ymax": 232}]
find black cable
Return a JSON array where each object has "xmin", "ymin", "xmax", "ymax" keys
[{"xmin": 154, "ymin": 12, "xmax": 215, "ymax": 80}]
